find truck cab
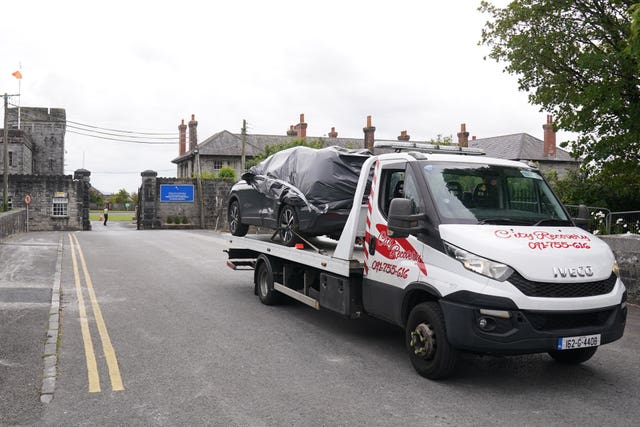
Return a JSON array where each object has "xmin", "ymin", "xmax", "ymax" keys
[{"xmin": 359, "ymin": 143, "xmax": 626, "ymax": 378}]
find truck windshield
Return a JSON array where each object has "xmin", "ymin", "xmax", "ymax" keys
[{"xmin": 420, "ymin": 161, "xmax": 571, "ymax": 226}]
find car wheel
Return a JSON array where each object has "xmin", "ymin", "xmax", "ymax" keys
[
  {"xmin": 278, "ymin": 205, "xmax": 300, "ymax": 246},
  {"xmin": 406, "ymin": 302, "xmax": 458, "ymax": 379},
  {"xmin": 228, "ymin": 200, "xmax": 249, "ymax": 236},
  {"xmin": 548, "ymin": 347, "xmax": 597, "ymax": 364}
]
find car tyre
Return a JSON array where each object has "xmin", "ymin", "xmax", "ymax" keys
[
  {"xmin": 228, "ymin": 200, "xmax": 249, "ymax": 236},
  {"xmin": 278, "ymin": 205, "xmax": 300, "ymax": 246},
  {"xmin": 406, "ymin": 302, "xmax": 458, "ymax": 380},
  {"xmin": 548, "ymin": 347, "xmax": 597, "ymax": 364}
]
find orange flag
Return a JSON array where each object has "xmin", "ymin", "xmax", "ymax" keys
[{"xmin": 12, "ymin": 70, "xmax": 22, "ymax": 79}]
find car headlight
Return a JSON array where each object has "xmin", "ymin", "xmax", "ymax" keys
[
  {"xmin": 443, "ymin": 242, "xmax": 513, "ymax": 281},
  {"xmin": 613, "ymin": 262, "xmax": 620, "ymax": 277}
]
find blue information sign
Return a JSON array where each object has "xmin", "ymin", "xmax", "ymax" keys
[{"xmin": 160, "ymin": 185, "xmax": 195, "ymax": 202}]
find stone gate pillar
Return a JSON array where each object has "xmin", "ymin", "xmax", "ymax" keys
[
  {"xmin": 74, "ymin": 168, "xmax": 92, "ymax": 231},
  {"xmin": 140, "ymin": 170, "xmax": 159, "ymax": 229}
]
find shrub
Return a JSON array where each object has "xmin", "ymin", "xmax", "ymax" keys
[
  {"xmin": 167, "ymin": 216, "xmax": 174, "ymax": 224},
  {"xmin": 181, "ymin": 216, "xmax": 190, "ymax": 224},
  {"xmin": 217, "ymin": 165, "xmax": 237, "ymax": 180}
]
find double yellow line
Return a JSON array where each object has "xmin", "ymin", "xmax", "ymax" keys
[{"xmin": 68, "ymin": 233, "xmax": 124, "ymax": 393}]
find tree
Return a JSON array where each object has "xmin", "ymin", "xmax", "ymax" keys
[
  {"xmin": 480, "ymin": 1, "xmax": 640, "ymax": 209},
  {"xmin": 109, "ymin": 188, "xmax": 131, "ymax": 205}
]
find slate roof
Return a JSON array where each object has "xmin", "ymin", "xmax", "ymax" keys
[
  {"xmin": 172, "ymin": 131, "xmax": 365, "ymax": 163},
  {"xmin": 469, "ymin": 133, "xmax": 577, "ymax": 163}
]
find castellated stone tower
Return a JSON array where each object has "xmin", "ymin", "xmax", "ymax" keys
[{"xmin": 8, "ymin": 107, "xmax": 66, "ymax": 175}]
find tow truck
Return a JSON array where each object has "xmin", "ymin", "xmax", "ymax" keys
[{"xmin": 226, "ymin": 141, "xmax": 627, "ymax": 379}]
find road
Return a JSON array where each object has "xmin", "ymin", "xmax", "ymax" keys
[{"xmin": 1, "ymin": 222, "xmax": 640, "ymax": 426}]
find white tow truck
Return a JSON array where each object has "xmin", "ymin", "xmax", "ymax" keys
[{"xmin": 226, "ymin": 141, "xmax": 627, "ymax": 379}]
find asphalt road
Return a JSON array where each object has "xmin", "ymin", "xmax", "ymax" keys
[{"xmin": 1, "ymin": 222, "xmax": 639, "ymax": 426}]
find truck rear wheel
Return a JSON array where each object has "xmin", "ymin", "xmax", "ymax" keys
[
  {"xmin": 406, "ymin": 302, "xmax": 458, "ymax": 380},
  {"xmin": 255, "ymin": 257, "xmax": 283, "ymax": 305},
  {"xmin": 548, "ymin": 347, "xmax": 597, "ymax": 364}
]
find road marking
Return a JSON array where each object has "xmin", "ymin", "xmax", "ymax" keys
[
  {"xmin": 69, "ymin": 233, "xmax": 125, "ymax": 392},
  {"xmin": 68, "ymin": 234, "xmax": 101, "ymax": 393}
]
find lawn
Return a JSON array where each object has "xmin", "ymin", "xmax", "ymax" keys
[{"xmin": 89, "ymin": 210, "xmax": 136, "ymax": 221}]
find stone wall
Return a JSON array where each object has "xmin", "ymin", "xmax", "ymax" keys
[
  {"xmin": 138, "ymin": 171, "xmax": 233, "ymax": 230},
  {"xmin": 7, "ymin": 170, "xmax": 91, "ymax": 232},
  {"xmin": 0, "ymin": 209, "xmax": 26, "ymax": 240},
  {"xmin": 601, "ymin": 235, "xmax": 640, "ymax": 305}
]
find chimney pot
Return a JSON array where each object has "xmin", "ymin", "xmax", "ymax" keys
[
  {"xmin": 363, "ymin": 115, "xmax": 376, "ymax": 152},
  {"xmin": 296, "ymin": 113, "xmax": 307, "ymax": 138},
  {"xmin": 457, "ymin": 122, "xmax": 470, "ymax": 147},
  {"xmin": 328, "ymin": 127, "xmax": 338, "ymax": 138},
  {"xmin": 543, "ymin": 115, "xmax": 556, "ymax": 158},
  {"xmin": 397, "ymin": 130, "xmax": 410, "ymax": 141}
]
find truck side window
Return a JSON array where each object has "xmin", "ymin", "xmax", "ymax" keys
[
  {"xmin": 403, "ymin": 171, "xmax": 423, "ymax": 214},
  {"xmin": 380, "ymin": 170, "xmax": 405, "ymax": 217}
]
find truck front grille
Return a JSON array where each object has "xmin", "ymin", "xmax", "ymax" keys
[{"xmin": 507, "ymin": 272, "xmax": 617, "ymax": 298}]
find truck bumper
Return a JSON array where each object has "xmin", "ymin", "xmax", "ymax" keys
[{"xmin": 440, "ymin": 292, "xmax": 627, "ymax": 355}]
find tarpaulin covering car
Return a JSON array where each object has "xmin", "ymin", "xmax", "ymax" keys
[
  {"xmin": 228, "ymin": 145, "xmax": 371, "ymax": 245},
  {"xmin": 243, "ymin": 145, "xmax": 371, "ymax": 213}
]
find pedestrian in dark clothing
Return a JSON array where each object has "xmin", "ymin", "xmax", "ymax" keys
[{"xmin": 103, "ymin": 207, "xmax": 109, "ymax": 226}]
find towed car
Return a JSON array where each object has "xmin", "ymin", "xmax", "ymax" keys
[{"xmin": 227, "ymin": 145, "xmax": 371, "ymax": 245}]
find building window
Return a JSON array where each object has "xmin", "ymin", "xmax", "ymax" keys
[
  {"xmin": 52, "ymin": 193, "xmax": 68, "ymax": 217},
  {"xmin": 8, "ymin": 151, "xmax": 13, "ymax": 167},
  {"xmin": 213, "ymin": 160, "xmax": 223, "ymax": 171},
  {"xmin": 49, "ymin": 159, "xmax": 54, "ymax": 171}
]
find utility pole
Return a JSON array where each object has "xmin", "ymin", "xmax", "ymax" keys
[{"xmin": 241, "ymin": 119, "xmax": 247, "ymax": 173}]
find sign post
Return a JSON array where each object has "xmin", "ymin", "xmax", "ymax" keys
[{"xmin": 23, "ymin": 193, "xmax": 32, "ymax": 232}]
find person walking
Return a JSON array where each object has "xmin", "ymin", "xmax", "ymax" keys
[{"xmin": 103, "ymin": 206, "xmax": 109, "ymax": 226}]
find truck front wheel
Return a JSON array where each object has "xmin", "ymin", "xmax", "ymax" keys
[
  {"xmin": 548, "ymin": 347, "xmax": 597, "ymax": 364},
  {"xmin": 256, "ymin": 258, "xmax": 282, "ymax": 305},
  {"xmin": 406, "ymin": 302, "xmax": 458, "ymax": 380}
]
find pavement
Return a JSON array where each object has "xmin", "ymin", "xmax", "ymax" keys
[{"xmin": 0, "ymin": 231, "xmax": 62, "ymax": 425}]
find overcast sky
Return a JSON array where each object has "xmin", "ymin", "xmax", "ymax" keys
[{"xmin": 1, "ymin": 0, "xmax": 570, "ymax": 195}]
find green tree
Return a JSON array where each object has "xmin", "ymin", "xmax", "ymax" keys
[
  {"xmin": 246, "ymin": 138, "xmax": 324, "ymax": 168},
  {"xmin": 480, "ymin": 1, "xmax": 640, "ymax": 209},
  {"xmin": 109, "ymin": 188, "xmax": 131, "ymax": 205}
]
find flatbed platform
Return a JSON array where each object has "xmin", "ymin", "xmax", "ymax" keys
[{"xmin": 226, "ymin": 234, "xmax": 365, "ymax": 277}]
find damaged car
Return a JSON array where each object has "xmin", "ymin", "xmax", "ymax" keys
[{"xmin": 227, "ymin": 145, "xmax": 371, "ymax": 246}]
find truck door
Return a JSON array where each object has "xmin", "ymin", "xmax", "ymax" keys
[{"xmin": 363, "ymin": 161, "xmax": 428, "ymax": 324}]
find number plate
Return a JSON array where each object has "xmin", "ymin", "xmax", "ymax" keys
[{"xmin": 557, "ymin": 334, "xmax": 601, "ymax": 350}]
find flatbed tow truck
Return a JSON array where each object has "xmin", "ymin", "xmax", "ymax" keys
[{"xmin": 226, "ymin": 141, "xmax": 627, "ymax": 379}]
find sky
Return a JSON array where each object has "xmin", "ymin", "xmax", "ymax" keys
[{"xmin": 0, "ymin": 0, "xmax": 572, "ymax": 195}]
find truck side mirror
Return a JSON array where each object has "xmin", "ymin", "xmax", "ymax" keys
[
  {"xmin": 572, "ymin": 204, "xmax": 590, "ymax": 230},
  {"xmin": 388, "ymin": 198, "xmax": 426, "ymax": 238}
]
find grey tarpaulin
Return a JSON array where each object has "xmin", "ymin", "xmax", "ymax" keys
[{"xmin": 242, "ymin": 146, "xmax": 371, "ymax": 213}]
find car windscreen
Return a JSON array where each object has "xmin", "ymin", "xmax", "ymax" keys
[{"xmin": 420, "ymin": 161, "xmax": 571, "ymax": 226}]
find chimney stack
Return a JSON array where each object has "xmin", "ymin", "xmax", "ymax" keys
[
  {"xmin": 328, "ymin": 127, "xmax": 338, "ymax": 138},
  {"xmin": 363, "ymin": 115, "xmax": 376, "ymax": 152},
  {"xmin": 287, "ymin": 125, "xmax": 297, "ymax": 136},
  {"xmin": 543, "ymin": 114, "xmax": 557, "ymax": 158},
  {"xmin": 457, "ymin": 123, "xmax": 469, "ymax": 147},
  {"xmin": 397, "ymin": 130, "xmax": 410, "ymax": 141},
  {"xmin": 295, "ymin": 113, "xmax": 307, "ymax": 139},
  {"xmin": 188, "ymin": 114, "xmax": 198, "ymax": 151},
  {"xmin": 179, "ymin": 119, "xmax": 187, "ymax": 155}
]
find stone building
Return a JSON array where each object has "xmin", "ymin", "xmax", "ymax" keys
[
  {"xmin": 1, "ymin": 106, "xmax": 90, "ymax": 231},
  {"xmin": 463, "ymin": 115, "xmax": 579, "ymax": 177},
  {"xmin": 1, "ymin": 107, "xmax": 66, "ymax": 175},
  {"xmin": 171, "ymin": 114, "xmax": 374, "ymax": 179}
]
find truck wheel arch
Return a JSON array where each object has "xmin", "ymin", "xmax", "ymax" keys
[{"xmin": 402, "ymin": 282, "xmax": 442, "ymax": 327}]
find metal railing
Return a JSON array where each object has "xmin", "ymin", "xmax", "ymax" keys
[{"xmin": 565, "ymin": 205, "xmax": 640, "ymax": 235}]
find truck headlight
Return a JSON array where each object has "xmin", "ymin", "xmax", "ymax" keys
[{"xmin": 443, "ymin": 242, "xmax": 513, "ymax": 281}]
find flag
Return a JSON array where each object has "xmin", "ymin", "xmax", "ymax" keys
[{"xmin": 12, "ymin": 70, "xmax": 22, "ymax": 79}]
